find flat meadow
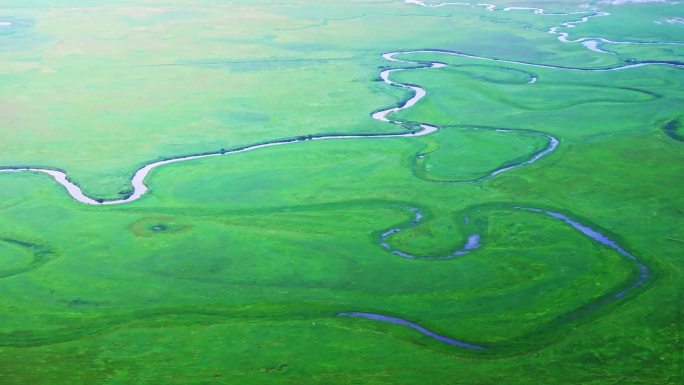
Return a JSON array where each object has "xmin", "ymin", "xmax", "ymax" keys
[{"xmin": 0, "ymin": 0, "xmax": 682, "ymax": 384}]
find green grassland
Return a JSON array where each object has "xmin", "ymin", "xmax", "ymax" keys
[
  {"xmin": 0, "ymin": 0, "xmax": 682, "ymax": 384},
  {"xmin": 0, "ymin": 0, "xmax": 621, "ymax": 198}
]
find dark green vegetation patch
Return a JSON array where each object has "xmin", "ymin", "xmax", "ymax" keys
[
  {"xmin": 661, "ymin": 116, "xmax": 683, "ymax": 142},
  {"xmin": 0, "ymin": 237, "xmax": 57, "ymax": 279}
]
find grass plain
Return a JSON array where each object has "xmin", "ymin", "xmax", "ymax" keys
[{"xmin": 0, "ymin": 0, "xmax": 682, "ymax": 384}]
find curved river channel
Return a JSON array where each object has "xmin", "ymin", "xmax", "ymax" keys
[
  {"xmin": 342, "ymin": 206, "xmax": 651, "ymax": 350},
  {"xmin": 1, "ymin": 50, "xmax": 681, "ymax": 204},
  {"xmin": 0, "ymin": 46, "xmax": 675, "ymax": 349},
  {"xmin": 405, "ymin": 0, "xmax": 684, "ymax": 54}
]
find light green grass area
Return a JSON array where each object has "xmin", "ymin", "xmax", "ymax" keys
[
  {"xmin": 573, "ymin": 2, "xmax": 684, "ymax": 43},
  {"xmin": 561, "ymin": 2, "xmax": 684, "ymax": 61},
  {"xmin": 0, "ymin": 0, "xmax": 620, "ymax": 198},
  {"xmin": 0, "ymin": 0, "xmax": 682, "ymax": 384}
]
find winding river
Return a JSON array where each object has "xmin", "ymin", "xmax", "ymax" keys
[
  {"xmin": 338, "ymin": 312, "xmax": 485, "ymax": 349},
  {"xmin": 404, "ymin": 0, "xmax": 684, "ymax": 54},
  {"xmin": 1, "ymin": 48, "xmax": 682, "ymax": 204},
  {"xmin": 0, "ymin": 20, "xmax": 675, "ymax": 349},
  {"xmin": 380, "ymin": 207, "xmax": 481, "ymax": 260},
  {"xmin": 0, "ymin": 125, "xmax": 438, "ymax": 205},
  {"xmin": 342, "ymin": 206, "xmax": 651, "ymax": 349}
]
